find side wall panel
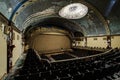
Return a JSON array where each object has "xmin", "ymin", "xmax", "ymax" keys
[
  {"xmin": 12, "ymin": 31, "xmax": 22, "ymax": 66},
  {"xmin": 0, "ymin": 30, "xmax": 7, "ymax": 77},
  {"xmin": 111, "ymin": 36, "xmax": 120, "ymax": 48},
  {"xmin": 87, "ymin": 37, "xmax": 107, "ymax": 48}
]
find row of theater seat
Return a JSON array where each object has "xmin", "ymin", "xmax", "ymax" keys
[{"xmin": 5, "ymin": 48, "xmax": 120, "ymax": 80}]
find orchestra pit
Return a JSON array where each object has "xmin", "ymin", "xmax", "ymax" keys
[{"xmin": 0, "ymin": 0, "xmax": 120, "ymax": 80}]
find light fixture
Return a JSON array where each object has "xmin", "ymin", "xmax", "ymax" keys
[
  {"xmin": 2, "ymin": 24, "xmax": 5, "ymax": 27},
  {"xmin": 8, "ymin": 8, "xmax": 12, "ymax": 13},
  {"xmin": 1, "ymin": 24, "xmax": 5, "ymax": 33},
  {"xmin": 59, "ymin": 3, "xmax": 88, "ymax": 19}
]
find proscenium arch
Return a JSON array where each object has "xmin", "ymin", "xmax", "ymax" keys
[{"xmin": 24, "ymin": 16, "xmax": 85, "ymax": 38}]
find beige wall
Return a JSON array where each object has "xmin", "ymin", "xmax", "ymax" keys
[
  {"xmin": 0, "ymin": 29, "xmax": 7, "ymax": 78},
  {"xmin": 31, "ymin": 34, "xmax": 71, "ymax": 51},
  {"xmin": 74, "ymin": 35, "xmax": 120, "ymax": 49},
  {"xmin": 74, "ymin": 36, "xmax": 108, "ymax": 48},
  {"xmin": 111, "ymin": 36, "xmax": 120, "ymax": 48},
  {"xmin": 12, "ymin": 31, "xmax": 22, "ymax": 66},
  {"xmin": 87, "ymin": 37, "xmax": 107, "ymax": 48},
  {"xmin": 0, "ymin": 13, "xmax": 22, "ymax": 78}
]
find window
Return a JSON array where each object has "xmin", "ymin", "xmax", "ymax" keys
[
  {"xmin": 80, "ymin": 38, "xmax": 84, "ymax": 41},
  {"xmin": 111, "ymin": 36, "xmax": 114, "ymax": 39},
  {"xmin": 17, "ymin": 35, "xmax": 19, "ymax": 40},
  {"xmin": 13, "ymin": 32, "xmax": 15, "ymax": 40},
  {"xmin": 103, "ymin": 38, "xmax": 107, "ymax": 40},
  {"xmin": 93, "ymin": 38, "xmax": 97, "ymax": 40}
]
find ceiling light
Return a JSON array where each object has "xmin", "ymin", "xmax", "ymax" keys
[
  {"xmin": 59, "ymin": 3, "xmax": 88, "ymax": 19},
  {"xmin": 8, "ymin": 8, "xmax": 12, "ymax": 13}
]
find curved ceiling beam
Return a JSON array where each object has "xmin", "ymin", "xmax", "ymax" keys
[
  {"xmin": 12, "ymin": 0, "xmax": 38, "ymax": 22},
  {"xmin": 105, "ymin": 0, "xmax": 118, "ymax": 17},
  {"xmin": 23, "ymin": 16, "xmax": 85, "ymax": 35},
  {"xmin": 9, "ymin": 0, "xmax": 28, "ymax": 21},
  {"xmin": 22, "ymin": 7, "xmax": 56, "ymax": 30},
  {"xmin": 82, "ymin": 1, "xmax": 110, "ymax": 35}
]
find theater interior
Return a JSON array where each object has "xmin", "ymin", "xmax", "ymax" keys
[{"xmin": 0, "ymin": 0, "xmax": 120, "ymax": 80}]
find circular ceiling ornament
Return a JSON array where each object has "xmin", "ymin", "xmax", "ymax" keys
[{"xmin": 59, "ymin": 3, "xmax": 88, "ymax": 19}]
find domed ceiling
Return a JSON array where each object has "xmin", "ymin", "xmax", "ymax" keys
[{"xmin": 0, "ymin": 0, "xmax": 120, "ymax": 36}]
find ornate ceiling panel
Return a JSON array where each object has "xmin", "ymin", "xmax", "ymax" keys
[{"xmin": 0, "ymin": 0, "xmax": 119, "ymax": 36}]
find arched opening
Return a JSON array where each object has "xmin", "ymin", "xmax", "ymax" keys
[
  {"xmin": 24, "ymin": 17, "xmax": 84, "ymax": 53},
  {"xmin": 24, "ymin": 17, "xmax": 84, "ymax": 36}
]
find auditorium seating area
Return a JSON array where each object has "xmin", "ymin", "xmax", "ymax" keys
[{"xmin": 4, "ymin": 48, "xmax": 120, "ymax": 80}]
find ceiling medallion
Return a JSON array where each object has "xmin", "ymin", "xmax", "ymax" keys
[{"xmin": 59, "ymin": 3, "xmax": 88, "ymax": 19}]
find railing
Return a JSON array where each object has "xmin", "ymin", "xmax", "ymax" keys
[
  {"xmin": 73, "ymin": 46, "xmax": 109, "ymax": 52},
  {"xmin": 51, "ymin": 49, "xmax": 113, "ymax": 63},
  {"xmin": 38, "ymin": 48, "xmax": 73, "ymax": 54}
]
